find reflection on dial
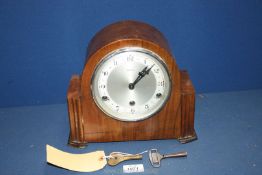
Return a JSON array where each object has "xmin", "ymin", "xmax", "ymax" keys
[{"xmin": 91, "ymin": 47, "xmax": 171, "ymax": 121}]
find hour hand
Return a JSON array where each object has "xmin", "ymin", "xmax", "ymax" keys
[
  {"xmin": 145, "ymin": 64, "xmax": 155, "ymax": 74},
  {"xmin": 129, "ymin": 64, "xmax": 155, "ymax": 90}
]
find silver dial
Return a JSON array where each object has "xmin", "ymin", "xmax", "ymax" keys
[{"xmin": 91, "ymin": 47, "xmax": 171, "ymax": 121}]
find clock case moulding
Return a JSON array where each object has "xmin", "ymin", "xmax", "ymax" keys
[{"xmin": 67, "ymin": 20, "xmax": 197, "ymax": 147}]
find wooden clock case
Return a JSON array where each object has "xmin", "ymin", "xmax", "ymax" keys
[{"xmin": 67, "ymin": 20, "xmax": 197, "ymax": 147}]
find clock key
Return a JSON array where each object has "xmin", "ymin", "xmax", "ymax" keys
[{"xmin": 107, "ymin": 152, "xmax": 143, "ymax": 166}]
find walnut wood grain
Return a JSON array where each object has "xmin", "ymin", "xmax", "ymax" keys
[
  {"xmin": 67, "ymin": 75, "xmax": 86, "ymax": 147},
  {"xmin": 67, "ymin": 20, "xmax": 197, "ymax": 147},
  {"xmin": 179, "ymin": 70, "xmax": 197, "ymax": 143}
]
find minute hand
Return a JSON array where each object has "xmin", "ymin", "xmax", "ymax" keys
[{"xmin": 129, "ymin": 64, "xmax": 155, "ymax": 90}]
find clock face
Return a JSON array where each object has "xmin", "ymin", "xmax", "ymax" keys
[{"xmin": 91, "ymin": 47, "xmax": 171, "ymax": 121}]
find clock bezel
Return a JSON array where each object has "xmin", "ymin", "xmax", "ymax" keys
[{"xmin": 90, "ymin": 47, "xmax": 172, "ymax": 122}]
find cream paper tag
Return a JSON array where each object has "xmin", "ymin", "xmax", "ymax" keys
[{"xmin": 46, "ymin": 144, "xmax": 107, "ymax": 172}]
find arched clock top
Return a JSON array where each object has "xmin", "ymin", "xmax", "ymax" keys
[{"xmin": 86, "ymin": 20, "xmax": 172, "ymax": 59}]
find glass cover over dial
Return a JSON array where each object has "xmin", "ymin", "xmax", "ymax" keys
[{"xmin": 91, "ymin": 47, "xmax": 171, "ymax": 121}]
